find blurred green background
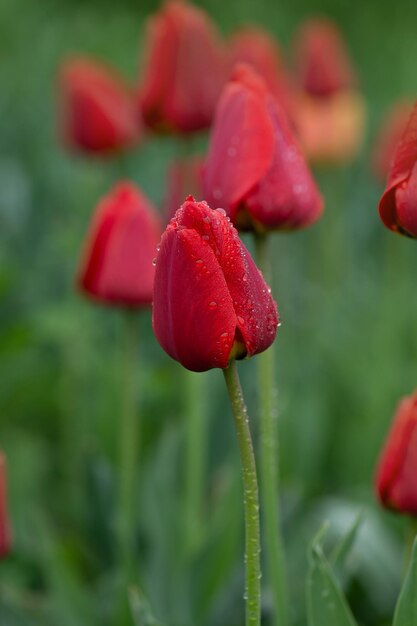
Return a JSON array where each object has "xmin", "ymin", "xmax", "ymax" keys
[{"xmin": 1, "ymin": 0, "xmax": 417, "ymax": 624}]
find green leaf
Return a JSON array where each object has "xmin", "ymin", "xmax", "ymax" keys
[
  {"xmin": 307, "ymin": 530, "xmax": 358, "ymax": 626},
  {"xmin": 393, "ymin": 537, "xmax": 417, "ymax": 626},
  {"xmin": 329, "ymin": 510, "xmax": 364, "ymax": 569},
  {"xmin": 129, "ymin": 587, "xmax": 166, "ymax": 626}
]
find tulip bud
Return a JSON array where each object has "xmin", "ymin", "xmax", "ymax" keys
[
  {"xmin": 138, "ymin": 0, "xmax": 225, "ymax": 134},
  {"xmin": 227, "ymin": 27, "xmax": 294, "ymax": 118},
  {"xmin": 204, "ymin": 64, "xmax": 323, "ymax": 232},
  {"xmin": 77, "ymin": 182, "xmax": 161, "ymax": 307},
  {"xmin": 0, "ymin": 453, "xmax": 11, "ymax": 559},
  {"xmin": 375, "ymin": 391, "xmax": 417, "ymax": 516},
  {"xmin": 152, "ymin": 197, "xmax": 279, "ymax": 372},
  {"xmin": 291, "ymin": 19, "xmax": 365, "ymax": 164},
  {"xmin": 379, "ymin": 103, "xmax": 417, "ymax": 238},
  {"xmin": 58, "ymin": 56, "xmax": 140, "ymax": 155},
  {"xmin": 292, "ymin": 18, "xmax": 356, "ymax": 98}
]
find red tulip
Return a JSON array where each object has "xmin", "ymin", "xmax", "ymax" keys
[
  {"xmin": 204, "ymin": 64, "xmax": 323, "ymax": 231},
  {"xmin": 165, "ymin": 157, "xmax": 204, "ymax": 221},
  {"xmin": 372, "ymin": 101, "xmax": 414, "ymax": 182},
  {"xmin": 58, "ymin": 57, "xmax": 140, "ymax": 155},
  {"xmin": 138, "ymin": 0, "xmax": 225, "ymax": 133},
  {"xmin": 291, "ymin": 19, "xmax": 365, "ymax": 164},
  {"xmin": 0, "ymin": 453, "xmax": 11, "ymax": 559},
  {"xmin": 293, "ymin": 18, "xmax": 356, "ymax": 98},
  {"xmin": 375, "ymin": 391, "xmax": 417, "ymax": 516},
  {"xmin": 77, "ymin": 182, "xmax": 161, "ymax": 307},
  {"xmin": 227, "ymin": 27, "xmax": 294, "ymax": 118},
  {"xmin": 152, "ymin": 197, "xmax": 279, "ymax": 372},
  {"xmin": 379, "ymin": 103, "xmax": 417, "ymax": 237}
]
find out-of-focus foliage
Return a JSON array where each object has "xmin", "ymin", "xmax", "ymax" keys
[{"xmin": 0, "ymin": 0, "xmax": 417, "ymax": 624}]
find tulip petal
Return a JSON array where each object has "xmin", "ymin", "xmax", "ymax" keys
[
  {"xmin": 395, "ymin": 162, "xmax": 417, "ymax": 237},
  {"xmin": 153, "ymin": 225, "xmax": 236, "ymax": 371},
  {"xmin": 379, "ymin": 104, "xmax": 417, "ymax": 234},
  {"xmin": 245, "ymin": 98, "xmax": 324, "ymax": 229},
  {"xmin": 78, "ymin": 183, "xmax": 160, "ymax": 307},
  {"xmin": 59, "ymin": 57, "xmax": 139, "ymax": 154},
  {"xmin": 178, "ymin": 199, "xmax": 279, "ymax": 356},
  {"xmin": 204, "ymin": 66, "xmax": 275, "ymax": 216},
  {"xmin": 375, "ymin": 393, "xmax": 417, "ymax": 515}
]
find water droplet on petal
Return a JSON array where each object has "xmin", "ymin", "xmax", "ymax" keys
[
  {"xmin": 208, "ymin": 301, "xmax": 217, "ymax": 310},
  {"xmin": 152, "ymin": 258, "xmax": 157, "ymax": 266},
  {"xmin": 216, "ymin": 207, "xmax": 227, "ymax": 216}
]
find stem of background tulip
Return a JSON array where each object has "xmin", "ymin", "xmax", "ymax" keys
[
  {"xmin": 223, "ymin": 361, "xmax": 261, "ymax": 626},
  {"xmin": 254, "ymin": 232, "xmax": 288, "ymax": 626},
  {"xmin": 118, "ymin": 310, "xmax": 140, "ymax": 585}
]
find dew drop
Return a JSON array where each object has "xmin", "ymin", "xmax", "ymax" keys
[
  {"xmin": 152, "ymin": 258, "xmax": 157, "ymax": 267},
  {"xmin": 208, "ymin": 301, "xmax": 217, "ymax": 309},
  {"xmin": 216, "ymin": 207, "xmax": 227, "ymax": 216}
]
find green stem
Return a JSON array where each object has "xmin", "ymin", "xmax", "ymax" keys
[
  {"xmin": 254, "ymin": 232, "xmax": 288, "ymax": 626},
  {"xmin": 118, "ymin": 310, "xmax": 140, "ymax": 583},
  {"xmin": 223, "ymin": 361, "xmax": 261, "ymax": 626},
  {"xmin": 183, "ymin": 370, "xmax": 207, "ymax": 555}
]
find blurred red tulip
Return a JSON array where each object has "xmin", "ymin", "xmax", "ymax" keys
[
  {"xmin": 0, "ymin": 453, "xmax": 11, "ymax": 559},
  {"xmin": 227, "ymin": 27, "xmax": 294, "ymax": 117},
  {"xmin": 165, "ymin": 157, "xmax": 204, "ymax": 221},
  {"xmin": 58, "ymin": 57, "xmax": 140, "ymax": 155},
  {"xmin": 138, "ymin": 0, "xmax": 225, "ymax": 134},
  {"xmin": 379, "ymin": 103, "xmax": 417, "ymax": 238},
  {"xmin": 204, "ymin": 64, "xmax": 323, "ymax": 231},
  {"xmin": 373, "ymin": 101, "xmax": 414, "ymax": 182},
  {"xmin": 292, "ymin": 18, "xmax": 365, "ymax": 164},
  {"xmin": 293, "ymin": 18, "xmax": 356, "ymax": 97},
  {"xmin": 152, "ymin": 197, "xmax": 278, "ymax": 372},
  {"xmin": 375, "ymin": 391, "xmax": 417, "ymax": 516},
  {"xmin": 77, "ymin": 182, "xmax": 161, "ymax": 307}
]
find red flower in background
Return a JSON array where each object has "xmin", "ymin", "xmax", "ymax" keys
[
  {"xmin": 372, "ymin": 101, "xmax": 414, "ymax": 182},
  {"xmin": 77, "ymin": 182, "xmax": 161, "ymax": 307},
  {"xmin": 204, "ymin": 64, "xmax": 323, "ymax": 232},
  {"xmin": 293, "ymin": 18, "xmax": 356, "ymax": 97},
  {"xmin": 0, "ymin": 453, "xmax": 11, "ymax": 559},
  {"xmin": 164, "ymin": 157, "xmax": 204, "ymax": 221},
  {"xmin": 152, "ymin": 197, "xmax": 278, "ymax": 372},
  {"xmin": 292, "ymin": 18, "xmax": 365, "ymax": 164},
  {"xmin": 138, "ymin": 0, "xmax": 225, "ymax": 134},
  {"xmin": 227, "ymin": 27, "xmax": 294, "ymax": 118},
  {"xmin": 375, "ymin": 391, "xmax": 417, "ymax": 516},
  {"xmin": 378, "ymin": 103, "xmax": 417, "ymax": 238},
  {"xmin": 58, "ymin": 57, "xmax": 140, "ymax": 155}
]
